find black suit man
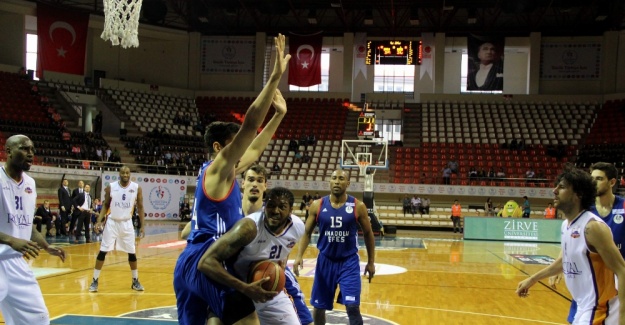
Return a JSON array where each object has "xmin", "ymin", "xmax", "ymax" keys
[
  {"xmin": 72, "ymin": 183, "xmax": 92, "ymax": 242},
  {"xmin": 57, "ymin": 178, "xmax": 73, "ymax": 236},
  {"xmin": 70, "ymin": 180, "xmax": 84, "ymax": 235},
  {"xmin": 34, "ymin": 200, "xmax": 56, "ymax": 236}
]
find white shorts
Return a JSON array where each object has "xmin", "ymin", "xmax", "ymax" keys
[
  {"xmin": 0, "ymin": 256, "xmax": 49, "ymax": 325},
  {"xmin": 100, "ymin": 219, "xmax": 136, "ymax": 253},
  {"xmin": 255, "ymin": 291, "xmax": 300, "ymax": 325}
]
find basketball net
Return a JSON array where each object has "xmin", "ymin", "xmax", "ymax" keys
[
  {"xmin": 357, "ymin": 161, "xmax": 369, "ymax": 176},
  {"xmin": 101, "ymin": 0, "xmax": 143, "ymax": 48}
]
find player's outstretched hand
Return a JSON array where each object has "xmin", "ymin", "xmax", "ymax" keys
[
  {"xmin": 94, "ymin": 222, "xmax": 103, "ymax": 234},
  {"xmin": 46, "ymin": 246, "xmax": 66, "ymax": 262},
  {"xmin": 138, "ymin": 227, "xmax": 145, "ymax": 239},
  {"xmin": 364, "ymin": 262, "xmax": 375, "ymax": 283},
  {"xmin": 516, "ymin": 277, "xmax": 536, "ymax": 298},
  {"xmin": 273, "ymin": 33, "xmax": 291, "ymax": 76},
  {"xmin": 548, "ymin": 274, "xmax": 562, "ymax": 289},
  {"xmin": 245, "ymin": 277, "xmax": 279, "ymax": 303},
  {"xmin": 11, "ymin": 238, "xmax": 40, "ymax": 259},
  {"xmin": 272, "ymin": 89, "xmax": 287, "ymax": 116},
  {"xmin": 292, "ymin": 258, "xmax": 303, "ymax": 276}
]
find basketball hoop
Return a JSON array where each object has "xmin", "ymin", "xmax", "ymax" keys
[
  {"xmin": 101, "ymin": 0, "xmax": 143, "ymax": 48},
  {"xmin": 358, "ymin": 161, "xmax": 370, "ymax": 176}
]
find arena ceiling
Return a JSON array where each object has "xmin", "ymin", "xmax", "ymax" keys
[{"xmin": 33, "ymin": 0, "xmax": 624, "ymax": 37}]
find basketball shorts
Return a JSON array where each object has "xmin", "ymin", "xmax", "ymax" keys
[
  {"xmin": 284, "ymin": 266, "xmax": 313, "ymax": 324},
  {"xmin": 100, "ymin": 218, "xmax": 135, "ymax": 253},
  {"xmin": 310, "ymin": 253, "xmax": 361, "ymax": 310},
  {"xmin": 572, "ymin": 296, "xmax": 618, "ymax": 325},
  {"xmin": 173, "ymin": 238, "xmax": 254, "ymax": 325},
  {"xmin": 0, "ymin": 256, "xmax": 49, "ymax": 325},
  {"xmin": 255, "ymin": 291, "xmax": 300, "ymax": 324}
]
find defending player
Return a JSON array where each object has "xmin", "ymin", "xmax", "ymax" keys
[
  {"xmin": 0, "ymin": 135, "xmax": 66, "ymax": 325},
  {"xmin": 89, "ymin": 165, "xmax": 145, "ymax": 292},
  {"xmin": 200, "ymin": 187, "xmax": 305, "ymax": 324},
  {"xmin": 293, "ymin": 169, "xmax": 376, "ymax": 325},
  {"xmin": 173, "ymin": 33, "xmax": 291, "ymax": 325},
  {"xmin": 517, "ymin": 165, "xmax": 625, "ymax": 324}
]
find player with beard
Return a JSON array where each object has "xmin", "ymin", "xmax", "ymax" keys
[
  {"xmin": 181, "ymin": 164, "xmax": 314, "ymax": 325},
  {"xmin": 550, "ymin": 162, "xmax": 625, "ymax": 323},
  {"xmin": 0, "ymin": 135, "xmax": 65, "ymax": 324},
  {"xmin": 517, "ymin": 165, "xmax": 625, "ymax": 324}
]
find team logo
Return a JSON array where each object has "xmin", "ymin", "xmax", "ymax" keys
[
  {"xmin": 346, "ymin": 206, "xmax": 353, "ymax": 213},
  {"xmin": 121, "ymin": 306, "xmax": 397, "ymax": 324},
  {"xmin": 614, "ymin": 215, "xmax": 624, "ymax": 224},
  {"xmin": 571, "ymin": 229, "xmax": 581, "ymax": 238},
  {"xmin": 25, "ymin": 187, "xmax": 33, "ymax": 194},
  {"xmin": 156, "ymin": 179, "xmax": 161, "ymax": 183},
  {"xmin": 181, "ymin": 180, "xmax": 185, "ymax": 185},
  {"xmin": 287, "ymin": 240, "xmax": 296, "ymax": 248},
  {"xmin": 105, "ymin": 175, "xmax": 110, "ymax": 180},
  {"xmin": 174, "ymin": 180, "xmax": 179, "ymax": 184}
]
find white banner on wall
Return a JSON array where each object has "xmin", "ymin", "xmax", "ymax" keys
[
  {"xmin": 266, "ymin": 180, "xmax": 554, "ymax": 199},
  {"xmin": 101, "ymin": 172, "xmax": 188, "ymax": 220},
  {"xmin": 201, "ymin": 37, "xmax": 256, "ymax": 74},
  {"xmin": 540, "ymin": 43, "xmax": 601, "ymax": 79}
]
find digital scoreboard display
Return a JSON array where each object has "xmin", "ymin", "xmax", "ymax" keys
[
  {"xmin": 357, "ymin": 112, "xmax": 376, "ymax": 137},
  {"xmin": 365, "ymin": 40, "xmax": 422, "ymax": 65}
]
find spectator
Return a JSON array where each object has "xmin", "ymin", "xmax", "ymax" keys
[
  {"xmin": 272, "ymin": 162, "xmax": 281, "ymax": 174},
  {"xmin": 496, "ymin": 168, "xmax": 506, "ymax": 179},
  {"xmin": 294, "ymin": 150, "xmax": 302, "ymax": 163},
  {"xmin": 448, "ymin": 158, "xmax": 459, "ymax": 174},
  {"xmin": 485, "ymin": 197, "xmax": 494, "ymax": 216},
  {"xmin": 525, "ymin": 168, "xmax": 535, "ymax": 183},
  {"xmin": 544, "ymin": 203, "xmax": 556, "ymax": 219},
  {"xmin": 94, "ymin": 111, "xmax": 103, "ymax": 133},
  {"xmin": 509, "ymin": 139, "xmax": 518, "ymax": 150},
  {"xmin": 402, "ymin": 195, "xmax": 411, "ymax": 217},
  {"xmin": 300, "ymin": 192, "xmax": 311, "ymax": 211},
  {"xmin": 312, "ymin": 192, "xmax": 321, "ymax": 200},
  {"xmin": 288, "ymin": 139, "xmax": 298, "ymax": 152},
  {"xmin": 451, "ymin": 200, "xmax": 463, "ymax": 233},
  {"xmin": 442, "ymin": 165, "xmax": 452, "ymax": 185},
  {"xmin": 522, "ymin": 196, "xmax": 531, "ymax": 218},
  {"xmin": 34, "ymin": 200, "xmax": 56, "ymax": 237},
  {"xmin": 302, "ymin": 151, "xmax": 311, "ymax": 164},
  {"xmin": 422, "ymin": 197, "xmax": 430, "ymax": 215},
  {"xmin": 468, "ymin": 167, "xmax": 478, "ymax": 179}
]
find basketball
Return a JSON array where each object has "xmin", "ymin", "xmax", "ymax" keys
[{"xmin": 248, "ymin": 260, "xmax": 285, "ymax": 292}]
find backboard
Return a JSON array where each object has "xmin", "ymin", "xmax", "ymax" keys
[{"xmin": 340, "ymin": 139, "xmax": 388, "ymax": 174}]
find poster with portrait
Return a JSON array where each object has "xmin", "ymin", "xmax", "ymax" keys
[{"xmin": 467, "ymin": 35, "xmax": 505, "ymax": 91}]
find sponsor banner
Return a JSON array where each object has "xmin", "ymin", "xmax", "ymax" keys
[
  {"xmin": 509, "ymin": 254, "xmax": 556, "ymax": 265},
  {"xmin": 102, "ymin": 172, "xmax": 187, "ymax": 220},
  {"xmin": 540, "ymin": 43, "xmax": 601, "ymax": 79},
  {"xmin": 266, "ymin": 180, "xmax": 554, "ymax": 199},
  {"xmin": 201, "ymin": 37, "xmax": 255, "ymax": 74},
  {"xmin": 464, "ymin": 217, "xmax": 562, "ymax": 243}
]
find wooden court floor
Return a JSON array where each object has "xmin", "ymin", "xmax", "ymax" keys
[{"xmin": 1, "ymin": 222, "xmax": 572, "ymax": 325}]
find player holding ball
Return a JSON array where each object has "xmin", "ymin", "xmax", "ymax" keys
[{"xmin": 199, "ymin": 187, "xmax": 305, "ymax": 324}]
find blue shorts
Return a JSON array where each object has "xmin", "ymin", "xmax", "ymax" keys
[
  {"xmin": 173, "ymin": 238, "xmax": 253, "ymax": 325},
  {"xmin": 310, "ymin": 253, "xmax": 361, "ymax": 310},
  {"xmin": 284, "ymin": 266, "xmax": 313, "ymax": 325}
]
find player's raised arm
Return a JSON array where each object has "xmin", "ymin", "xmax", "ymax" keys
[
  {"xmin": 293, "ymin": 199, "xmax": 319, "ymax": 276},
  {"xmin": 206, "ymin": 34, "xmax": 290, "ymax": 190},
  {"xmin": 237, "ymin": 89, "xmax": 287, "ymax": 174},
  {"xmin": 198, "ymin": 218, "xmax": 277, "ymax": 302},
  {"xmin": 356, "ymin": 200, "xmax": 375, "ymax": 282}
]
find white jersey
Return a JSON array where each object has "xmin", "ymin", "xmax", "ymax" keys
[
  {"xmin": 233, "ymin": 211, "xmax": 305, "ymax": 281},
  {"xmin": 0, "ymin": 167, "xmax": 37, "ymax": 258},
  {"xmin": 108, "ymin": 181, "xmax": 139, "ymax": 221},
  {"xmin": 562, "ymin": 211, "xmax": 619, "ymax": 324}
]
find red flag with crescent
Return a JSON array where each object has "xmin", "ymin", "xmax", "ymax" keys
[
  {"xmin": 288, "ymin": 35, "xmax": 322, "ymax": 87},
  {"xmin": 36, "ymin": 4, "xmax": 89, "ymax": 78}
]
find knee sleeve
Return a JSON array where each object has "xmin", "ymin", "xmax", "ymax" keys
[
  {"xmin": 97, "ymin": 251, "xmax": 107, "ymax": 261},
  {"xmin": 345, "ymin": 304, "xmax": 363, "ymax": 325},
  {"xmin": 128, "ymin": 254, "xmax": 137, "ymax": 262}
]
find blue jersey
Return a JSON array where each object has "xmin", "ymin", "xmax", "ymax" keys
[
  {"xmin": 590, "ymin": 195, "xmax": 625, "ymax": 257},
  {"xmin": 187, "ymin": 161, "xmax": 243, "ymax": 243},
  {"xmin": 316, "ymin": 195, "xmax": 359, "ymax": 259}
]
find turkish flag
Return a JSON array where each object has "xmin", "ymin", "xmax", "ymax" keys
[
  {"xmin": 37, "ymin": 4, "xmax": 89, "ymax": 78},
  {"xmin": 288, "ymin": 35, "xmax": 322, "ymax": 87}
]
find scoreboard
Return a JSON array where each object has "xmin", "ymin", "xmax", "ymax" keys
[
  {"xmin": 365, "ymin": 40, "xmax": 422, "ymax": 65},
  {"xmin": 357, "ymin": 112, "xmax": 376, "ymax": 137}
]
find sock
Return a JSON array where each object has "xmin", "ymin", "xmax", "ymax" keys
[
  {"xmin": 132, "ymin": 269, "xmax": 138, "ymax": 280},
  {"xmin": 93, "ymin": 269, "xmax": 101, "ymax": 280}
]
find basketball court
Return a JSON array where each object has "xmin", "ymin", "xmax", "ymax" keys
[{"xmin": 1, "ymin": 222, "xmax": 572, "ymax": 325}]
